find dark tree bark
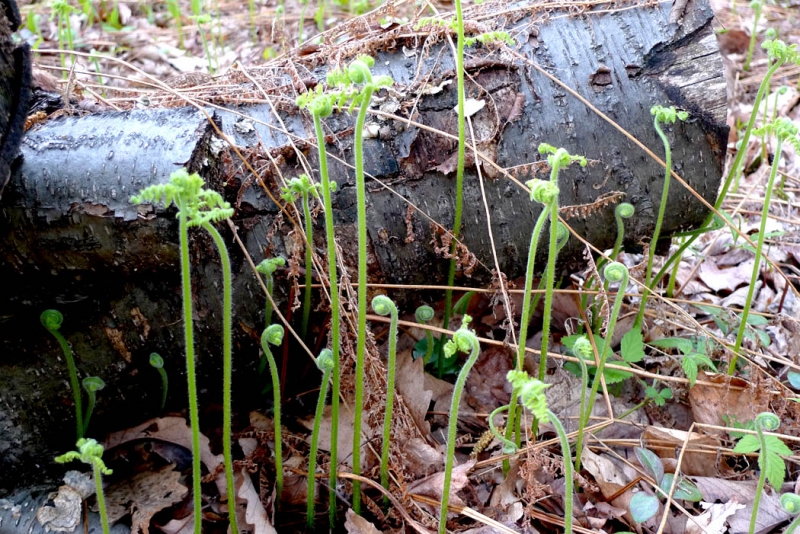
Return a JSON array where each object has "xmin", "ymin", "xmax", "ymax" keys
[{"xmin": 0, "ymin": 0, "xmax": 727, "ymax": 499}]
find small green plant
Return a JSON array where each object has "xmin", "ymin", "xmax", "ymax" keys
[
  {"xmin": 733, "ymin": 412, "xmax": 790, "ymax": 534},
  {"xmin": 780, "ymin": 493, "xmax": 800, "ymax": 533},
  {"xmin": 605, "ymin": 202, "xmax": 634, "ymax": 269},
  {"xmin": 629, "ymin": 446, "xmax": 702, "ymax": 523},
  {"xmin": 504, "ymin": 178, "xmax": 556, "ymax": 451},
  {"xmin": 307, "ymin": 348, "xmax": 334, "ymax": 529},
  {"xmin": 298, "ymin": 0, "xmax": 308, "ymax": 42},
  {"xmin": 744, "ymin": 0, "xmax": 763, "ymax": 72},
  {"xmin": 487, "ymin": 404, "xmax": 518, "ymax": 454},
  {"xmin": 323, "ymin": 55, "xmax": 393, "ymax": 513},
  {"xmin": 651, "ymin": 39, "xmax": 800, "ymax": 299},
  {"xmin": 439, "ymin": 316, "xmax": 481, "ymax": 534},
  {"xmin": 564, "ymin": 329, "xmax": 644, "ymax": 387},
  {"xmin": 41, "ymin": 309, "xmax": 84, "ymax": 440},
  {"xmin": 634, "ymin": 105, "xmax": 688, "ymax": 329},
  {"xmin": 190, "ymin": 14, "xmax": 216, "ymax": 74},
  {"xmin": 536, "ymin": 145, "xmax": 587, "ymax": 372},
  {"xmin": 82, "ymin": 377, "xmax": 105, "ymax": 436},
  {"xmin": 131, "ymin": 169, "xmax": 234, "ymax": 534},
  {"xmin": 261, "ymin": 324, "xmax": 285, "ymax": 499},
  {"xmin": 26, "ymin": 12, "xmax": 45, "ymax": 50},
  {"xmin": 296, "ymin": 88, "xmax": 342, "ymax": 527},
  {"xmin": 507, "ymin": 370, "xmax": 575, "ymax": 533},
  {"xmin": 731, "ymin": 118, "xmax": 800, "ymax": 372},
  {"xmin": 255, "ymin": 256, "xmax": 285, "ymax": 330},
  {"xmin": 574, "ymin": 262, "xmax": 629, "ymax": 472},
  {"xmin": 247, "ymin": 0, "xmax": 257, "ymax": 43},
  {"xmin": 648, "ymin": 336, "xmax": 717, "ymax": 386},
  {"xmin": 281, "ymin": 175, "xmax": 322, "ymax": 338},
  {"xmin": 56, "ymin": 439, "xmax": 113, "ymax": 534},
  {"xmin": 371, "ymin": 295, "xmax": 398, "ymax": 501},
  {"xmin": 438, "ymin": 0, "xmax": 469, "ymax": 384},
  {"xmin": 166, "ymin": 0, "xmax": 184, "ymax": 48},
  {"xmin": 50, "ymin": 0, "xmax": 77, "ymax": 76},
  {"xmin": 414, "ymin": 305, "xmax": 435, "ymax": 364},
  {"xmin": 149, "ymin": 353, "xmax": 168, "ymax": 410}
]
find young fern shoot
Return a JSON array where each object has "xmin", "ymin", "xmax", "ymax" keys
[
  {"xmin": 415, "ymin": 305, "xmax": 436, "ymax": 364},
  {"xmin": 574, "ymin": 262, "xmax": 629, "ymax": 472},
  {"xmin": 261, "ymin": 325, "xmax": 285, "ymax": 499},
  {"xmin": 281, "ymin": 175, "xmax": 322, "ymax": 338},
  {"xmin": 780, "ymin": 493, "xmax": 800, "ymax": 533},
  {"xmin": 536, "ymin": 144, "xmax": 586, "ymax": 365},
  {"xmin": 149, "ymin": 353, "xmax": 168, "ymax": 411},
  {"xmin": 371, "ymin": 295, "xmax": 398, "ymax": 501},
  {"xmin": 327, "ymin": 55, "xmax": 393, "ymax": 513},
  {"xmin": 81, "ymin": 377, "xmax": 105, "ymax": 436},
  {"xmin": 307, "ymin": 349, "xmax": 334, "ymax": 529},
  {"xmin": 255, "ymin": 256, "xmax": 285, "ymax": 331},
  {"xmin": 634, "ymin": 106, "xmax": 688, "ymax": 329},
  {"xmin": 56, "ymin": 439, "xmax": 113, "ymax": 534},
  {"xmin": 507, "ymin": 370, "xmax": 574, "ymax": 533},
  {"xmin": 296, "ymin": 89, "xmax": 342, "ymax": 527},
  {"xmin": 436, "ymin": 0, "xmax": 469, "ymax": 381},
  {"xmin": 731, "ymin": 118, "xmax": 800, "ymax": 371},
  {"xmin": 131, "ymin": 169, "xmax": 234, "ymax": 534},
  {"xmin": 41, "ymin": 309, "xmax": 84, "ymax": 439},
  {"xmin": 650, "ymin": 39, "xmax": 800, "ymax": 295},
  {"xmin": 439, "ymin": 316, "xmax": 481, "ymax": 534},
  {"xmin": 603, "ymin": 202, "xmax": 635, "ymax": 270}
]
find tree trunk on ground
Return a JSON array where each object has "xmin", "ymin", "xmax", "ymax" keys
[{"xmin": 0, "ymin": 0, "xmax": 726, "ymax": 498}]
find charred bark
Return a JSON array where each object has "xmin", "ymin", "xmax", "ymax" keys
[{"xmin": 0, "ymin": 0, "xmax": 727, "ymax": 494}]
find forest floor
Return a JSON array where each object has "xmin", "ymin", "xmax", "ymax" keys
[{"xmin": 15, "ymin": 0, "xmax": 800, "ymax": 532}]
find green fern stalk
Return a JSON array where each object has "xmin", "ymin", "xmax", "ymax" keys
[
  {"xmin": 372, "ymin": 296, "xmax": 399, "ymax": 502},
  {"xmin": 297, "ymin": 90, "xmax": 342, "ymax": 527},
  {"xmin": 574, "ymin": 262, "xmax": 629, "ymax": 473},
  {"xmin": 732, "ymin": 119, "xmax": 799, "ymax": 371},
  {"xmin": 650, "ymin": 39, "xmax": 797, "ymax": 295},
  {"xmin": 307, "ymin": 349, "xmax": 333, "ymax": 529},
  {"xmin": 634, "ymin": 106, "xmax": 688, "ymax": 329},
  {"xmin": 439, "ymin": 318, "xmax": 480, "ymax": 534},
  {"xmin": 261, "ymin": 325, "xmax": 285, "ymax": 500},
  {"xmin": 439, "ymin": 0, "xmax": 468, "ymax": 380},
  {"xmin": 41, "ymin": 310, "xmax": 84, "ymax": 439}
]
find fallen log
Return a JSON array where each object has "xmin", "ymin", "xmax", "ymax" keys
[{"xmin": 0, "ymin": 0, "xmax": 727, "ymax": 494}]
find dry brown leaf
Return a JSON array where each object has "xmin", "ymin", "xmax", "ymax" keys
[
  {"xmin": 105, "ymin": 417, "xmax": 222, "ymax": 476},
  {"xmin": 235, "ymin": 469, "xmax": 278, "ymax": 534},
  {"xmin": 641, "ymin": 426, "xmax": 721, "ymax": 477},
  {"xmin": 582, "ymin": 501, "xmax": 628, "ymax": 530},
  {"xmin": 698, "ymin": 259, "xmax": 755, "ymax": 293},
  {"xmin": 102, "ymin": 465, "xmax": 188, "ymax": 534},
  {"xmin": 402, "ymin": 438, "xmax": 444, "ymax": 478},
  {"xmin": 408, "ymin": 460, "xmax": 475, "ymax": 514},
  {"xmin": 157, "ymin": 515, "xmax": 193, "ymax": 534},
  {"xmin": 580, "ymin": 448, "xmax": 641, "ymax": 525},
  {"xmin": 300, "ymin": 406, "xmax": 360, "ymax": 468},
  {"xmin": 344, "ymin": 508, "xmax": 383, "ymax": 533},
  {"xmin": 395, "ymin": 349, "xmax": 434, "ymax": 435},
  {"xmin": 465, "ymin": 346, "xmax": 513, "ymax": 415},
  {"xmin": 692, "ymin": 477, "xmax": 790, "ymax": 533},
  {"xmin": 687, "ymin": 372, "xmax": 772, "ymax": 433},
  {"xmin": 685, "ymin": 501, "xmax": 745, "ymax": 534},
  {"xmin": 488, "ymin": 459, "xmax": 523, "ymax": 523}
]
